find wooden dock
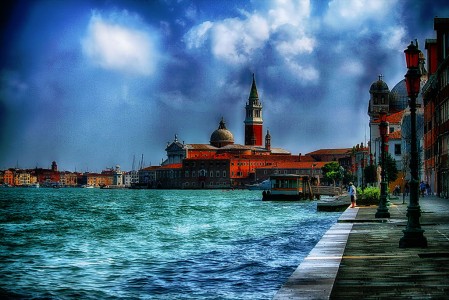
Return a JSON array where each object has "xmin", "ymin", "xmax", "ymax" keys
[{"xmin": 275, "ymin": 195, "xmax": 449, "ymax": 299}]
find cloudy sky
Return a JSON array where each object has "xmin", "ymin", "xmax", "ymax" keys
[{"xmin": 1, "ymin": 0, "xmax": 448, "ymax": 172}]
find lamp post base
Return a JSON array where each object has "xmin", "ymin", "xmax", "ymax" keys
[
  {"xmin": 376, "ymin": 183, "xmax": 390, "ymax": 218},
  {"xmin": 375, "ymin": 209, "xmax": 390, "ymax": 218},
  {"xmin": 399, "ymin": 229, "xmax": 428, "ymax": 248}
]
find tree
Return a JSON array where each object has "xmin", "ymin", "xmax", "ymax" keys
[
  {"xmin": 321, "ymin": 162, "xmax": 342, "ymax": 186},
  {"xmin": 384, "ymin": 152, "xmax": 399, "ymax": 183},
  {"xmin": 364, "ymin": 164, "xmax": 377, "ymax": 185}
]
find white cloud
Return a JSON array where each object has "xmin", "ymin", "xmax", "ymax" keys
[
  {"xmin": 382, "ymin": 26, "xmax": 406, "ymax": 51},
  {"xmin": 184, "ymin": 0, "xmax": 315, "ymax": 79},
  {"xmin": 276, "ymin": 36, "xmax": 315, "ymax": 56},
  {"xmin": 324, "ymin": 0, "xmax": 398, "ymax": 30},
  {"xmin": 268, "ymin": 0, "xmax": 310, "ymax": 30},
  {"xmin": 339, "ymin": 59, "xmax": 364, "ymax": 76},
  {"xmin": 184, "ymin": 21, "xmax": 213, "ymax": 49},
  {"xmin": 82, "ymin": 12, "xmax": 157, "ymax": 76},
  {"xmin": 287, "ymin": 61, "xmax": 319, "ymax": 82},
  {"xmin": 210, "ymin": 15, "xmax": 269, "ymax": 64}
]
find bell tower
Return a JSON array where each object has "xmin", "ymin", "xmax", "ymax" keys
[{"xmin": 244, "ymin": 74, "xmax": 263, "ymax": 146}]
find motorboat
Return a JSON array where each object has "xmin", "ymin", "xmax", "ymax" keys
[{"xmin": 246, "ymin": 179, "xmax": 271, "ymax": 190}]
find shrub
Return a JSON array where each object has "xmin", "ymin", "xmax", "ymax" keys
[{"xmin": 356, "ymin": 186, "xmax": 380, "ymax": 205}]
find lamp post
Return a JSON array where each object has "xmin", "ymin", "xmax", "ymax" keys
[
  {"xmin": 399, "ymin": 40, "xmax": 428, "ymax": 248},
  {"xmin": 375, "ymin": 109, "xmax": 390, "ymax": 218}
]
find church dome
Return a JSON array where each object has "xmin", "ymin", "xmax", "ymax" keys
[
  {"xmin": 390, "ymin": 79, "xmax": 424, "ymax": 112},
  {"xmin": 390, "ymin": 79, "xmax": 408, "ymax": 112},
  {"xmin": 210, "ymin": 118, "xmax": 234, "ymax": 148},
  {"xmin": 369, "ymin": 77, "xmax": 389, "ymax": 94}
]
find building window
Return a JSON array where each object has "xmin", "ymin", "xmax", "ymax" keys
[
  {"xmin": 192, "ymin": 171, "xmax": 196, "ymax": 177},
  {"xmin": 395, "ymin": 144, "xmax": 401, "ymax": 156},
  {"xmin": 210, "ymin": 171, "xmax": 214, "ymax": 177},
  {"xmin": 223, "ymin": 171, "xmax": 226, "ymax": 177},
  {"xmin": 185, "ymin": 171, "xmax": 189, "ymax": 177},
  {"xmin": 216, "ymin": 171, "xmax": 220, "ymax": 177}
]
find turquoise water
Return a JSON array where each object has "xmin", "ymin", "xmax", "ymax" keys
[{"xmin": 0, "ymin": 189, "xmax": 340, "ymax": 299}]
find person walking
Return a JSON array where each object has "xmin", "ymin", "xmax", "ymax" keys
[
  {"xmin": 403, "ymin": 181, "xmax": 410, "ymax": 204},
  {"xmin": 349, "ymin": 182, "xmax": 357, "ymax": 208},
  {"xmin": 420, "ymin": 181, "xmax": 426, "ymax": 197}
]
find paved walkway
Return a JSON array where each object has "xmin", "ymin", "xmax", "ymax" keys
[{"xmin": 275, "ymin": 195, "xmax": 449, "ymax": 299}]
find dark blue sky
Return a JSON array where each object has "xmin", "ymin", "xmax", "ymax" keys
[{"xmin": 1, "ymin": 0, "xmax": 448, "ymax": 171}]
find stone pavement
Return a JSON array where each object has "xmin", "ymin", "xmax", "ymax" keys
[{"xmin": 275, "ymin": 195, "xmax": 449, "ymax": 299}]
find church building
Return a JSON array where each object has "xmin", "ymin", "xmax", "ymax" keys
[{"xmin": 153, "ymin": 74, "xmax": 327, "ymax": 189}]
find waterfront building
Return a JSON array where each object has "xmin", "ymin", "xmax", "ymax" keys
[
  {"xmin": 124, "ymin": 170, "xmax": 139, "ymax": 187},
  {"xmin": 79, "ymin": 171, "xmax": 113, "ymax": 187},
  {"xmin": 3, "ymin": 169, "xmax": 14, "ymax": 186},
  {"xmin": 155, "ymin": 164, "xmax": 183, "ymax": 188},
  {"xmin": 137, "ymin": 166, "xmax": 158, "ymax": 188},
  {"xmin": 33, "ymin": 161, "xmax": 61, "ymax": 186},
  {"xmin": 14, "ymin": 170, "xmax": 31, "ymax": 186},
  {"xmin": 422, "ymin": 17, "xmax": 449, "ymax": 197},
  {"xmin": 153, "ymin": 75, "xmax": 357, "ymax": 189},
  {"xmin": 59, "ymin": 171, "xmax": 79, "ymax": 187}
]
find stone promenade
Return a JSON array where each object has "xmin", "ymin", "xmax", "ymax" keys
[{"xmin": 275, "ymin": 195, "xmax": 449, "ymax": 299}]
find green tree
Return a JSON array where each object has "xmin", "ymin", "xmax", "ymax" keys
[
  {"xmin": 321, "ymin": 162, "xmax": 342, "ymax": 186},
  {"xmin": 384, "ymin": 152, "xmax": 398, "ymax": 183},
  {"xmin": 343, "ymin": 170, "xmax": 355, "ymax": 186},
  {"xmin": 364, "ymin": 164, "xmax": 377, "ymax": 184}
]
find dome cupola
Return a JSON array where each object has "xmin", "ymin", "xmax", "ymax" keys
[
  {"xmin": 210, "ymin": 117, "xmax": 234, "ymax": 148},
  {"xmin": 369, "ymin": 75, "xmax": 390, "ymax": 94}
]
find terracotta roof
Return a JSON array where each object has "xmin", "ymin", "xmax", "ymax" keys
[
  {"xmin": 270, "ymin": 147, "xmax": 291, "ymax": 154},
  {"xmin": 389, "ymin": 130, "xmax": 402, "ymax": 139},
  {"xmin": 372, "ymin": 110, "xmax": 405, "ymax": 124},
  {"xmin": 187, "ymin": 144, "xmax": 217, "ymax": 150},
  {"xmin": 159, "ymin": 163, "xmax": 182, "ymax": 169},
  {"xmin": 141, "ymin": 166, "xmax": 160, "ymax": 171},
  {"xmin": 387, "ymin": 110, "xmax": 405, "ymax": 123},
  {"xmin": 258, "ymin": 161, "xmax": 327, "ymax": 169},
  {"xmin": 306, "ymin": 148, "xmax": 352, "ymax": 155}
]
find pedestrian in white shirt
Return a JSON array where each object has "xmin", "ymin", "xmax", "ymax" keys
[{"xmin": 349, "ymin": 182, "xmax": 357, "ymax": 208}]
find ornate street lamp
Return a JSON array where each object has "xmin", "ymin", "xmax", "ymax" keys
[
  {"xmin": 375, "ymin": 109, "xmax": 390, "ymax": 218},
  {"xmin": 399, "ymin": 40, "xmax": 428, "ymax": 248}
]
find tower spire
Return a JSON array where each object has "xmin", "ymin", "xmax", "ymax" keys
[
  {"xmin": 244, "ymin": 73, "xmax": 263, "ymax": 146},
  {"xmin": 249, "ymin": 73, "xmax": 259, "ymax": 102}
]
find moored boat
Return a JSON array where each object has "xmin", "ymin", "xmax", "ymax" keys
[
  {"xmin": 262, "ymin": 174, "xmax": 313, "ymax": 201},
  {"xmin": 246, "ymin": 179, "xmax": 271, "ymax": 190}
]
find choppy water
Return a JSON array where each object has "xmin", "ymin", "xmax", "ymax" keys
[{"xmin": 0, "ymin": 188, "xmax": 340, "ymax": 299}]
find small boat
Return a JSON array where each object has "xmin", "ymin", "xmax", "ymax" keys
[
  {"xmin": 262, "ymin": 174, "xmax": 313, "ymax": 201},
  {"xmin": 246, "ymin": 179, "xmax": 271, "ymax": 190},
  {"xmin": 30, "ymin": 183, "xmax": 40, "ymax": 188},
  {"xmin": 81, "ymin": 185, "xmax": 94, "ymax": 189}
]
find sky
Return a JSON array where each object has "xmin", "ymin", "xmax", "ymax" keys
[{"xmin": 1, "ymin": 0, "xmax": 448, "ymax": 172}]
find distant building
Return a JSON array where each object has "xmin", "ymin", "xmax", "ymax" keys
[{"xmin": 154, "ymin": 75, "xmax": 354, "ymax": 189}]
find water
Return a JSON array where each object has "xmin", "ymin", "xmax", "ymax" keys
[{"xmin": 0, "ymin": 188, "xmax": 340, "ymax": 299}]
